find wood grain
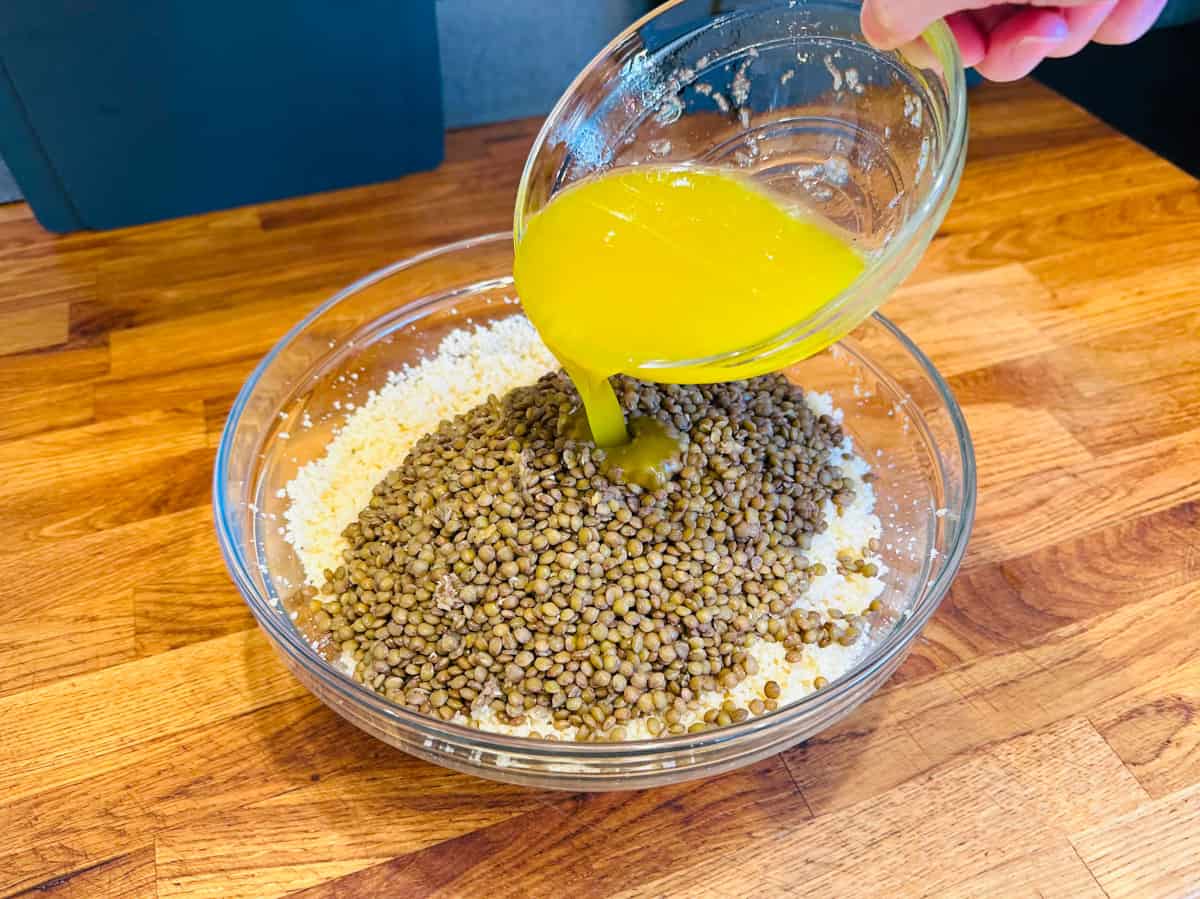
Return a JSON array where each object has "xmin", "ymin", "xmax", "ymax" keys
[
  {"xmin": 1073, "ymin": 785, "xmax": 1200, "ymax": 898},
  {"xmin": 0, "ymin": 303, "xmax": 70, "ymax": 355},
  {"xmin": 1, "ymin": 79, "xmax": 1198, "ymax": 897}
]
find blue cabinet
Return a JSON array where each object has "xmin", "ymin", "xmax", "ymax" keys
[{"xmin": 0, "ymin": 0, "xmax": 443, "ymax": 232}]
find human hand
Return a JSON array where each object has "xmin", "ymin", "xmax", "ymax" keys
[{"xmin": 860, "ymin": 0, "xmax": 1168, "ymax": 80}]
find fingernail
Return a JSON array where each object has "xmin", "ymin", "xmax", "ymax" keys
[
  {"xmin": 1016, "ymin": 33, "xmax": 1065, "ymax": 49},
  {"xmin": 1018, "ymin": 19, "xmax": 1069, "ymax": 49}
]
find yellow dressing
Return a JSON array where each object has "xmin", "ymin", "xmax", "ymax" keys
[
  {"xmin": 562, "ymin": 410, "xmax": 686, "ymax": 491},
  {"xmin": 514, "ymin": 165, "xmax": 864, "ymax": 463}
]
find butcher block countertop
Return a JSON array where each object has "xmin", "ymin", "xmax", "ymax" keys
[{"xmin": 1, "ymin": 80, "xmax": 1198, "ymax": 898}]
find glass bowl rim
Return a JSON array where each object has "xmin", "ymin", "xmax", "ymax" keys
[
  {"xmin": 512, "ymin": 0, "xmax": 969, "ymax": 375},
  {"xmin": 213, "ymin": 231, "xmax": 977, "ymax": 760}
]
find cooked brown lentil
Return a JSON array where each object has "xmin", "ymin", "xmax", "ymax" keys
[{"xmin": 298, "ymin": 371, "xmax": 879, "ymax": 739}]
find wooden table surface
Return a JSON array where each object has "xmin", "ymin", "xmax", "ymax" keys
[{"xmin": 1, "ymin": 79, "xmax": 1198, "ymax": 898}]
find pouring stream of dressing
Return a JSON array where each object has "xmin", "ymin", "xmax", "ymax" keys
[{"xmin": 514, "ymin": 166, "xmax": 864, "ymax": 484}]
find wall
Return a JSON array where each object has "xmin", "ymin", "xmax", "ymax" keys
[{"xmin": 437, "ymin": 0, "xmax": 651, "ymax": 128}]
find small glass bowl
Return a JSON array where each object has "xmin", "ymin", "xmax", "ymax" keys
[
  {"xmin": 515, "ymin": 0, "xmax": 967, "ymax": 373},
  {"xmin": 214, "ymin": 233, "xmax": 975, "ymax": 790}
]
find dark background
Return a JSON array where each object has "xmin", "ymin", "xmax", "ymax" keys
[{"xmin": 1037, "ymin": 20, "xmax": 1200, "ymax": 178}]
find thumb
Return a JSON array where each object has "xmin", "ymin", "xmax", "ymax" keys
[{"xmin": 861, "ymin": 0, "xmax": 981, "ymax": 48}]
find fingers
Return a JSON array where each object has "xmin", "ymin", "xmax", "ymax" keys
[
  {"xmin": 946, "ymin": 12, "xmax": 988, "ymax": 66},
  {"xmin": 1046, "ymin": 1, "xmax": 1118, "ymax": 57},
  {"xmin": 973, "ymin": 6, "xmax": 1070, "ymax": 80},
  {"xmin": 861, "ymin": 0, "xmax": 1164, "ymax": 82},
  {"xmin": 861, "ymin": 0, "xmax": 1097, "ymax": 49},
  {"xmin": 1093, "ymin": 0, "xmax": 1168, "ymax": 42}
]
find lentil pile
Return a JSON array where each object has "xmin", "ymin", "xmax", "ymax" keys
[{"xmin": 294, "ymin": 363, "xmax": 883, "ymax": 741}]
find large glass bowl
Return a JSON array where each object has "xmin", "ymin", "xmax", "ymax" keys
[
  {"xmin": 214, "ymin": 233, "xmax": 975, "ymax": 790},
  {"xmin": 516, "ymin": 0, "xmax": 967, "ymax": 373}
]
